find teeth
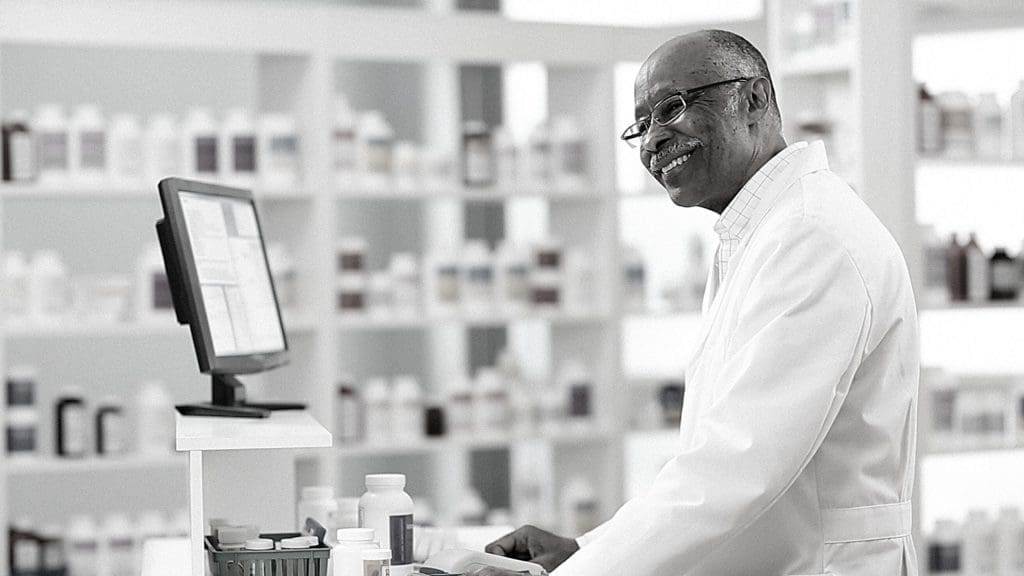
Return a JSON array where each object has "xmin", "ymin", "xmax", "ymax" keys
[{"xmin": 660, "ymin": 153, "xmax": 692, "ymax": 176}]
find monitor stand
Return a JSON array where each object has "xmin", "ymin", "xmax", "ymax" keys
[{"xmin": 176, "ymin": 374, "xmax": 306, "ymax": 419}]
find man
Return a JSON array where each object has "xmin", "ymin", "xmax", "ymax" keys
[{"xmin": 477, "ymin": 30, "xmax": 920, "ymax": 576}]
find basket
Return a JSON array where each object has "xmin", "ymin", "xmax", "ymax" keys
[{"xmin": 205, "ymin": 532, "xmax": 331, "ymax": 576}]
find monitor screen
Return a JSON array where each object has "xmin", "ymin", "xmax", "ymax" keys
[{"xmin": 178, "ymin": 192, "xmax": 285, "ymax": 356}]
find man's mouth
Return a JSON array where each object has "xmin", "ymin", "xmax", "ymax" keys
[
  {"xmin": 650, "ymin": 141, "xmax": 702, "ymax": 178},
  {"xmin": 660, "ymin": 152, "xmax": 693, "ymax": 177}
]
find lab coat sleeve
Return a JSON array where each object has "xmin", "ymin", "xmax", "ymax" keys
[{"xmin": 551, "ymin": 221, "xmax": 871, "ymax": 576}]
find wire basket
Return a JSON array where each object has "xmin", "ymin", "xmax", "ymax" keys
[{"xmin": 205, "ymin": 533, "xmax": 330, "ymax": 576}]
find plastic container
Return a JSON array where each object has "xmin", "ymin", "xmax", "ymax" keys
[
  {"xmin": 135, "ymin": 380, "xmax": 175, "ymax": 455},
  {"xmin": 108, "ymin": 113, "xmax": 144, "ymax": 186},
  {"xmin": 55, "ymin": 387, "xmax": 87, "ymax": 458},
  {"xmin": 9, "ymin": 518, "xmax": 41, "ymax": 576},
  {"xmin": 473, "ymin": 367, "xmax": 508, "ymax": 435},
  {"xmin": 964, "ymin": 233, "xmax": 989, "ymax": 303},
  {"xmin": 928, "ymin": 519, "xmax": 962, "ymax": 575},
  {"xmin": 333, "ymin": 94, "xmax": 358, "ymax": 186},
  {"xmin": 358, "ymin": 111, "xmax": 394, "ymax": 187},
  {"xmin": 622, "ymin": 244, "xmax": 647, "ymax": 312},
  {"xmin": 938, "ymin": 92, "xmax": 975, "ymax": 159},
  {"xmin": 974, "ymin": 93, "xmax": 1003, "ymax": 160},
  {"xmin": 259, "ymin": 112, "xmax": 301, "ymax": 187},
  {"xmin": 494, "ymin": 241, "xmax": 530, "ymax": 314},
  {"xmin": 337, "ymin": 376, "xmax": 363, "ymax": 443},
  {"xmin": 367, "ymin": 272, "xmax": 394, "ymax": 316},
  {"xmin": 918, "ymin": 85, "xmax": 943, "ymax": 156},
  {"xmin": 38, "ymin": 523, "xmax": 67, "ymax": 576},
  {"xmin": 525, "ymin": 122, "xmax": 552, "ymax": 186},
  {"xmin": 920, "ymin": 225, "xmax": 949, "ymax": 308},
  {"xmin": 446, "ymin": 377, "xmax": 474, "ymax": 437},
  {"xmin": 298, "ymin": 486, "xmax": 340, "ymax": 538},
  {"xmin": 363, "ymin": 377, "xmax": 391, "ymax": 445},
  {"xmin": 144, "ymin": 113, "xmax": 181, "ymax": 183},
  {"xmin": 359, "ymin": 474, "xmax": 413, "ymax": 576},
  {"xmin": 424, "ymin": 250, "xmax": 461, "ymax": 315},
  {"xmin": 66, "ymin": 515, "xmax": 100, "ymax": 576},
  {"xmin": 996, "ymin": 507, "xmax": 1024, "ymax": 576},
  {"xmin": 221, "ymin": 107, "xmax": 259, "ymax": 185},
  {"xmin": 338, "ymin": 273, "xmax": 368, "ymax": 313},
  {"xmin": 362, "ymin": 548, "xmax": 392, "ymax": 576},
  {"xmin": 332, "ymin": 528, "xmax": 378, "ymax": 576},
  {"xmin": 3, "ymin": 250, "xmax": 31, "ymax": 322},
  {"xmin": 95, "ymin": 397, "xmax": 126, "ymax": 456},
  {"xmin": 70, "ymin": 104, "xmax": 108, "ymax": 183},
  {"xmin": 989, "ymin": 247, "xmax": 1017, "ymax": 301},
  {"xmin": 461, "ymin": 241, "xmax": 495, "ymax": 315},
  {"xmin": 462, "ymin": 120, "xmax": 495, "ymax": 187},
  {"xmin": 963, "ymin": 509, "xmax": 997, "ymax": 576},
  {"xmin": 29, "ymin": 249, "xmax": 70, "ymax": 324},
  {"xmin": 182, "ymin": 108, "xmax": 220, "ymax": 177},
  {"xmin": 34, "ymin": 104, "xmax": 70, "ymax": 184},
  {"xmin": 337, "ymin": 237, "xmax": 369, "ymax": 274},
  {"xmin": 559, "ymin": 360, "xmax": 593, "ymax": 426},
  {"xmin": 391, "ymin": 375, "xmax": 424, "ymax": 441},
  {"xmin": 945, "ymin": 233, "xmax": 967, "ymax": 302},
  {"xmin": 6, "ymin": 365, "xmax": 37, "ymax": 407},
  {"xmin": 2, "ymin": 109, "xmax": 35, "ymax": 182},
  {"xmin": 206, "ymin": 532, "xmax": 330, "ymax": 576},
  {"xmin": 337, "ymin": 498, "xmax": 361, "ymax": 530},
  {"xmin": 5, "ymin": 407, "xmax": 38, "ymax": 458}
]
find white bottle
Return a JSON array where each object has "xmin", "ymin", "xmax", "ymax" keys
[
  {"xmin": 921, "ymin": 225, "xmax": 949, "ymax": 309},
  {"xmin": 33, "ymin": 104, "xmax": 70, "ymax": 185},
  {"xmin": 66, "ymin": 515, "xmax": 100, "ymax": 576},
  {"xmin": 560, "ymin": 477, "xmax": 600, "ymax": 536},
  {"xmin": 363, "ymin": 377, "xmax": 391, "ymax": 445},
  {"xmin": 182, "ymin": 108, "xmax": 219, "ymax": 178},
  {"xmin": 221, "ymin": 108, "xmax": 258, "ymax": 186},
  {"xmin": 103, "ymin": 513, "xmax": 136, "ymax": 576},
  {"xmin": 446, "ymin": 376, "xmax": 474, "ymax": 437},
  {"xmin": 3, "ymin": 250, "xmax": 31, "ymax": 323},
  {"xmin": 964, "ymin": 233, "xmax": 989, "ymax": 303},
  {"xmin": 996, "ymin": 507, "xmax": 1024, "ymax": 576},
  {"xmin": 144, "ymin": 113, "xmax": 181, "ymax": 182},
  {"xmin": 338, "ymin": 498, "xmax": 361, "ymax": 530},
  {"xmin": 135, "ymin": 380, "xmax": 175, "ymax": 455},
  {"xmin": 259, "ymin": 112, "xmax": 300, "ymax": 188},
  {"xmin": 939, "ymin": 92, "xmax": 975, "ymax": 159},
  {"xmin": 357, "ymin": 111, "xmax": 394, "ymax": 189},
  {"xmin": 391, "ymin": 375, "xmax": 424, "ymax": 441},
  {"xmin": 358, "ymin": 474, "xmax": 414, "ymax": 576},
  {"xmin": 29, "ymin": 249, "xmax": 69, "ymax": 324},
  {"xmin": 551, "ymin": 116, "xmax": 587, "ymax": 190},
  {"xmin": 974, "ymin": 93, "xmax": 1004, "ymax": 160},
  {"xmin": 297, "ymin": 486, "xmax": 340, "ymax": 537},
  {"xmin": 333, "ymin": 528, "xmax": 378, "ymax": 576},
  {"xmin": 389, "ymin": 252, "xmax": 421, "ymax": 317},
  {"xmin": 1012, "ymin": 81, "xmax": 1024, "ymax": 161},
  {"xmin": 424, "ymin": 249, "xmax": 460, "ymax": 316},
  {"xmin": 622, "ymin": 244, "xmax": 647, "ymax": 313},
  {"xmin": 963, "ymin": 509, "xmax": 998, "ymax": 576},
  {"xmin": 107, "ymin": 113, "xmax": 143, "ymax": 187},
  {"xmin": 333, "ymin": 94, "xmax": 358, "ymax": 187},
  {"xmin": 461, "ymin": 240, "xmax": 495, "ymax": 316},
  {"xmin": 69, "ymin": 104, "xmax": 108, "ymax": 184},
  {"xmin": 494, "ymin": 241, "xmax": 530, "ymax": 314},
  {"xmin": 473, "ymin": 367, "xmax": 509, "ymax": 435}
]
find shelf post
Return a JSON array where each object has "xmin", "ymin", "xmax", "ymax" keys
[{"xmin": 188, "ymin": 450, "xmax": 205, "ymax": 576}]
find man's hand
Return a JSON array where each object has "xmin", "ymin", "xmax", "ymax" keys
[{"xmin": 483, "ymin": 524, "xmax": 580, "ymax": 573}]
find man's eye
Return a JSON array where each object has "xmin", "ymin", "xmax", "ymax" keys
[{"xmin": 655, "ymin": 99, "xmax": 685, "ymax": 123}]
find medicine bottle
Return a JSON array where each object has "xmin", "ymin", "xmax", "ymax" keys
[
  {"xmin": 2, "ymin": 110, "xmax": 35, "ymax": 182},
  {"xmin": 135, "ymin": 244, "xmax": 174, "ymax": 322},
  {"xmin": 70, "ymin": 104, "xmax": 108, "ymax": 183},
  {"xmin": 333, "ymin": 94, "xmax": 358, "ymax": 186},
  {"xmin": 989, "ymin": 247, "xmax": 1017, "ymax": 301},
  {"xmin": 221, "ymin": 108, "xmax": 258, "ymax": 186},
  {"xmin": 461, "ymin": 241, "xmax": 495, "ymax": 315},
  {"xmin": 362, "ymin": 548, "xmax": 392, "ymax": 576},
  {"xmin": 9, "ymin": 517, "xmax": 41, "ymax": 576},
  {"xmin": 964, "ymin": 233, "xmax": 989, "ymax": 303},
  {"xmin": 6, "ymin": 365, "xmax": 37, "ymax": 408},
  {"xmin": 33, "ymin": 104, "xmax": 70, "ymax": 184},
  {"xmin": 622, "ymin": 244, "xmax": 646, "ymax": 313},
  {"xmin": 359, "ymin": 474, "xmax": 413, "ymax": 576},
  {"xmin": 473, "ymin": 367, "xmax": 509, "ymax": 435},
  {"xmin": 526, "ymin": 122, "xmax": 552, "ymax": 186},
  {"xmin": 259, "ymin": 112, "xmax": 300, "ymax": 188},
  {"xmin": 917, "ymin": 85, "xmax": 943, "ymax": 156},
  {"xmin": 38, "ymin": 523, "xmax": 67, "ymax": 576},
  {"xmin": 938, "ymin": 92, "xmax": 974, "ymax": 159},
  {"xmin": 974, "ymin": 93, "xmax": 1003, "ymax": 160},
  {"xmin": 494, "ymin": 242, "xmax": 529, "ymax": 314},
  {"xmin": 424, "ymin": 250, "xmax": 460, "ymax": 316},
  {"xmin": 551, "ymin": 116, "xmax": 587, "ymax": 190},
  {"xmin": 368, "ymin": 272, "xmax": 394, "ymax": 317},
  {"xmin": 29, "ymin": 250, "xmax": 70, "ymax": 324},
  {"xmin": 108, "ymin": 113, "xmax": 143, "ymax": 186},
  {"xmin": 363, "ymin": 377, "xmax": 391, "ymax": 445},
  {"xmin": 337, "ymin": 376, "xmax": 363, "ymax": 444},
  {"xmin": 332, "ymin": 528, "xmax": 378, "ymax": 576},
  {"xmin": 95, "ymin": 398, "xmax": 126, "ymax": 456},
  {"xmin": 445, "ymin": 377, "xmax": 474, "ymax": 437},
  {"xmin": 297, "ymin": 485, "xmax": 339, "ymax": 537},
  {"xmin": 182, "ymin": 108, "xmax": 220, "ymax": 178},
  {"xmin": 337, "ymin": 237, "xmax": 369, "ymax": 274},
  {"xmin": 558, "ymin": 360, "xmax": 593, "ymax": 426},
  {"xmin": 562, "ymin": 248, "xmax": 593, "ymax": 312},
  {"xmin": 66, "ymin": 515, "xmax": 99, "ymax": 576},
  {"xmin": 391, "ymin": 375, "xmax": 423, "ymax": 442},
  {"xmin": 358, "ymin": 111, "xmax": 394, "ymax": 188},
  {"xmin": 144, "ymin": 113, "xmax": 181, "ymax": 183},
  {"xmin": 462, "ymin": 120, "xmax": 495, "ymax": 188},
  {"xmin": 6, "ymin": 407, "xmax": 38, "ymax": 458},
  {"xmin": 338, "ymin": 274, "xmax": 368, "ymax": 313},
  {"xmin": 56, "ymin": 387, "xmax": 87, "ymax": 458}
]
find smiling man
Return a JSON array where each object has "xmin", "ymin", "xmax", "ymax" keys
[{"xmin": 478, "ymin": 30, "xmax": 920, "ymax": 576}]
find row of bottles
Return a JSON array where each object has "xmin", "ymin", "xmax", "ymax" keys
[
  {"xmin": 917, "ymin": 84, "xmax": 1024, "ymax": 161},
  {"xmin": 921, "ymin": 227, "xmax": 1024, "ymax": 306},
  {"xmin": 928, "ymin": 508, "xmax": 1024, "ymax": 575}
]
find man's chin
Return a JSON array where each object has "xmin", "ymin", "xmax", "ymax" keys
[{"xmin": 666, "ymin": 185, "xmax": 698, "ymax": 207}]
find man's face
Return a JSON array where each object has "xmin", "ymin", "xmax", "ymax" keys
[{"xmin": 634, "ymin": 48, "xmax": 752, "ymax": 211}]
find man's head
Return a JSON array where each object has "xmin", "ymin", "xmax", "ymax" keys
[{"xmin": 631, "ymin": 30, "xmax": 785, "ymax": 212}]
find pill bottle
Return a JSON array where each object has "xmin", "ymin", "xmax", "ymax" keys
[
  {"xmin": 530, "ymin": 268, "xmax": 561, "ymax": 308},
  {"xmin": 144, "ymin": 113, "xmax": 181, "ymax": 183},
  {"xmin": 359, "ymin": 474, "xmax": 413, "ymax": 576},
  {"xmin": 558, "ymin": 360, "xmax": 593, "ymax": 427},
  {"xmin": 108, "ymin": 113, "xmax": 144, "ymax": 186},
  {"xmin": 29, "ymin": 249, "xmax": 70, "ymax": 324},
  {"xmin": 462, "ymin": 120, "xmax": 495, "ymax": 188},
  {"xmin": 622, "ymin": 244, "xmax": 647, "ymax": 313},
  {"xmin": 34, "ymin": 104, "xmax": 70, "ymax": 184},
  {"xmin": 332, "ymin": 528, "xmax": 377, "ymax": 576},
  {"xmin": 259, "ymin": 112, "xmax": 301, "ymax": 188},
  {"xmin": 337, "ymin": 375, "xmax": 363, "ymax": 443},
  {"xmin": 358, "ymin": 111, "xmax": 394, "ymax": 189},
  {"xmin": 6, "ymin": 365, "xmax": 37, "ymax": 407},
  {"xmin": 460, "ymin": 240, "xmax": 495, "ymax": 315},
  {"xmin": 182, "ymin": 108, "xmax": 219, "ymax": 178},
  {"xmin": 338, "ymin": 498, "xmax": 361, "ymax": 530},
  {"xmin": 445, "ymin": 377, "xmax": 474, "ymax": 437},
  {"xmin": 473, "ymin": 367, "xmax": 508, "ymax": 435},
  {"xmin": 495, "ymin": 241, "xmax": 530, "ymax": 314},
  {"xmin": 95, "ymin": 398, "xmax": 126, "ymax": 456},
  {"xmin": 66, "ymin": 515, "xmax": 99, "ymax": 576},
  {"xmin": 38, "ymin": 523, "xmax": 67, "ymax": 576},
  {"xmin": 2, "ymin": 109, "xmax": 35, "ymax": 182},
  {"xmin": 337, "ymin": 237, "xmax": 369, "ymax": 274},
  {"xmin": 551, "ymin": 115, "xmax": 587, "ymax": 190},
  {"xmin": 391, "ymin": 375, "xmax": 423, "ymax": 442},
  {"xmin": 221, "ymin": 108, "xmax": 258, "ymax": 186},
  {"xmin": 6, "ymin": 407, "xmax": 38, "ymax": 458},
  {"xmin": 424, "ymin": 250, "xmax": 460, "ymax": 316},
  {"xmin": 3, "ymin": 250, "xmax": 31, "ymax": 323},
  {"xmin": 297, "ymin": 485, "xmax": 339, "ymax": 537},
  {"xmin": 526, "ymin": 122, "xmax": 552, "ymax": 186},
  {"xmin": 333, "ymin": 94, "xmax": 358, "ymax": 187},
  {"xmin": 70, "ymin": 104, "xmax": 108, "ymax": 183},
  {"xmin": 135, "ymin": 244, "xmax": 174, "ymax": 322},
  {"xmin": 338, "ymin": 273, "xmax": 368, "ymax": 313},
  {"xmin": 362, "ymin": 548, "xmax": 392, "ymax": 576},
  {"xmin": 363, "ymin": 377, "xmax": 391, "ymax": 445},
  {"xmin": 10, "ymin": 517, "xmax": 41, "ymax": 576},
  {"xmin": 938, "ymin": 92, "xmax": 974, "ymax": 159},
  {"xmin": 974, "ymin": 93, "xmax": 1003, "ymax": 160},
  {"xmin": 56, "ymin": 387, "xmax": 87, "ymax": 458},
  {"xmin": 389, "ymin": 252, "xmax": 421, "ymax": 317},
  {"xmin": 562, "ymin": 247, "xmax": 593, "ymax": 312}
]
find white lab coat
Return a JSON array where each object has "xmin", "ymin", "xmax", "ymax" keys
[{"xmin": 554, "ymin": 142, "xmax": 919, "ymax": 576}]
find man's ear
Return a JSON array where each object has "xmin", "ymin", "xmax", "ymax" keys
[{"xmin": 745, "ymin": 76, "xmax": 772, "ymax": 125}]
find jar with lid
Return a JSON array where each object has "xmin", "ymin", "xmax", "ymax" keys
[
  {"xmin": 462, "ymin": 120, "xmax": 495, "ymax": 187},
  {"xmin": 297, "ymin": 485, "xmax": 339, "ymax": 538},
  {"xmin": 359, "ymin": 474, "xmax": 413, "ymax": 576},
  {"xmin": 332, "ymin": 528, "xmax": 378, "ymax": 576}
]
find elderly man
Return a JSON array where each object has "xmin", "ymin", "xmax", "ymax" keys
[{"xmin": 477, "ymin": 29, "xmax": 920, "ymax": 576}]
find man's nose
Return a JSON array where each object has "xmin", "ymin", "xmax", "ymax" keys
[{"xmin": 641, "ymin": 123, "xmax": 672, "ymax": 154}]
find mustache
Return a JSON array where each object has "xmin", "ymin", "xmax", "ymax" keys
[{"xmin": 649, "ymin": 138, "xmax": 703, "ymax": 171}]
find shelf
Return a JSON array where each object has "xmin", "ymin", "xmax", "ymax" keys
[
  {"xmin": 920, "ymin": 301, "xmax": 1024, "ymax": 312},
  {"xmin": 777, "ymin": 44, "xmax": 854, "ymax": 78},
  {"xmin": 4, "ymin": 313, "xmax": 318, "ymax": 339},
  {"xmin": 333, "ymin": 427, "xmax": 615, "ymax": 457},
  {"xmin": 624, "ymin": 308, "xmax": 703, "ymax": 320},
  {"xmin": 175, "ymin": 410, "xmax": 332, "ymax": 452},
  {"xmin": 335, "ymin": 309, "xmax": 609, "ymax": 330},
  {"xmin": 917, "ymin": 0, "xmax": 1024, "ymax": 34},
  {"xmin": 6, "ymin": 453, "xmax": 185, "ymax": 476},
  {"xmin": 917, "ymin": 157, "xmax": 1024, "ymax": 170},
  {"xmin": 924, "ymin": 441, "xmax": 1024, "ymax": 456},
  {"xmin": 0, "ymin": 183, "xmax": 314, "ymax": 201},
  {"xmin": 336, "ymin": 184, "xmax": 608, "ymax": 203}
]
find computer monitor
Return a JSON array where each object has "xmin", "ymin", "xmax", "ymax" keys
[{"xmin": 155, "ymin": 177, "xmax": 303, "ymax": 418}]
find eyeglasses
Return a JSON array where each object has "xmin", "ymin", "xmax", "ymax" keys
[{"xmin": 621, "ymin": 77, "xmax": 751, "ymax": 148}]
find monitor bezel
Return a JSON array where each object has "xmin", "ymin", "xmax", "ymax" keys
[{"xmin": 158, "ymin": 177, "xmax": 289, "ymax": 375}]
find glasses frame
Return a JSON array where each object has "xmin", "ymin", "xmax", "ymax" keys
[{"xmin": 621, "ymin": 77, "xmax": 752, "ymax": 147}]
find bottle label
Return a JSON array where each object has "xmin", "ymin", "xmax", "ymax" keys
[
  {"xmin": 37, "ymin": 131, "xmax": 69, "ymax": 172},
  {"xmin": 389, "ymin": 513, "xmax": 413, "ymax": 566},
  {"xmin": 7, "ymin": 424, "xmax": 37, "ymax": 453},
  {"xmin": 268, "ymin": 135, "xmax": 299, "ymax": 173},
  {"xmin": 79, "ymin": 130, "xmax": 107, "ymax": 170},
  {"xmin": 13, "ymin": 538, "xmax": 41, "ymax": 571},
  {"xmin": 992, "ymin": 263, "xmax": 1018, "ymax": 290},
  {"xmin": 233, "ymin": 135, "xmax": 258, "ymax": 173},
  {"xmin": 363, "ymin": 558, "xmax": 391, "ymax": 576},
  {"xmin": 10, "ymin": 132, "xmax": 35, "ymax": 181},
  {"xmin": 195, "ymin": 136, "xmax": 219, "ymax": 173}
]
